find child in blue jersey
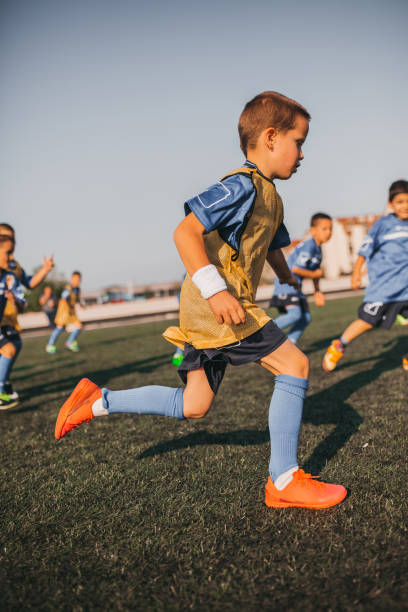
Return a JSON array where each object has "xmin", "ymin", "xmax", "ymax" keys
[
  {"xmin": 0, "ymin": 223, "xmax": 54, "ymax": 400},
  {"xmin": 0, "ymin": 236, "xmax": 26, "ymax": 409},
  {"xmin": 323, "ymin": 180, "xmax": 408, "ymax": 372},
  {"xmin": 55, "ymin": 91, "xmax": 347, "ymax": 510},
  {"xmin": 270, "ymin": 213, "xmax": 332, "ymax": 344}
]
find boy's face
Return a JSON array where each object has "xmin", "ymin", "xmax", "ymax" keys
[
  {"xmin": 267, "ymin": 114, "xmax": 309, "ymax": 180},
  {"xmin": 310, "ymin": 219, "xmax": 332, "ymax": 245},
  {"xmin": 0, "ymin": 240, "xmax": 15, "ymax": 270},
  {"xmin": 71, "ymin": 274, "xmax": 81, "ymax": 287},
  {"xmin": 0, "ymin": 229, "xmax": 16, "ymax": 261},
  {"xmin": 390, "ymin": 193, "xmax": 408, "ymax": 220}
]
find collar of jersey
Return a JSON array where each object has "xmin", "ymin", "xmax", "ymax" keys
[{"xmin": 243, "ymin": 160, "xmax": 275, "ymax": 185}]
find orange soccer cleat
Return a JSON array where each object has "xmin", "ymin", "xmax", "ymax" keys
[
  {"xmin": 322, "ymin": 339, "xmax": 344, "ymax": 372},
  {"xmin": 55, "ymin": 378, "xmax": 101, "ymax": 439},
  {"xmin": 403, "ymin": 356, "xmax": 408, "ymax": 372},
  {"xmin": 265, "ymin": 469, "xmax": 347, "ymax": 509}
]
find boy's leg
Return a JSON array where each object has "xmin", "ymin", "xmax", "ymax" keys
[
  {"xmin": 274, "ymin": 306, "xmax": 301, "ymax": 332},
  {"xmin": 323, "ymin": 318, "xmax": 373, "ymax": 372},
  {"xmin": 259, "ymin": 340, "xmax": 346, "ymax": 508},
  {"xmin": 46, "ymin": 326, "xmax": 64, "ymax": 352},
  {"xmin": 66, "ymin": 324, "xmax": 82, "ymax": 350},
  {"xmin": 55, "ymin": 367, "xmax": 215, "ymax": 438},
  {"xmin": 286, "ymin": 311, "xmax": 312, "ymax": 344},
  {"xmin": 4, "ymin": 336, "xmax": 22, "ymax": 400},
  {"xmin": 0, "ymin": 342, "xmax": 19, "ymax": 408}
]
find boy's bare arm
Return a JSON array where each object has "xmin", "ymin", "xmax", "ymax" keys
[
  {"xmin": 173, "ymin": 213, "xmax": 245, "ymax": 325},
  {"xmin": 266, "ymin": 249, "xmax": 300, "ymax": 290},
  {"xmin": 292, "ymin": 265, "xmax": 323, "ymax": 280},
  {"xmin": 351, "ymin": 255, "xmax": 365, "ymax": 290},
  {"xmin": 29, "ymin": 255, "xmax": 54, "ymax": 289}
]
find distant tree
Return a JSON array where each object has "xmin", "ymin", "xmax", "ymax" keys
[{"xmin": 25, "ymin": 267, "xmax": 67, "ymax": 312}]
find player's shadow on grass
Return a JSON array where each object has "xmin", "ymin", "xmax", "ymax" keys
[
  {"xmin": 301, "ymin": 336, "xmax": 405, "ymax": 474},
  {"xmin": 138, "ymin": 337, "xmax": 405, "ymax": 475},
  {"xmin": 21, "ymin": 353, "xmax": 172, "ymax": 400}
]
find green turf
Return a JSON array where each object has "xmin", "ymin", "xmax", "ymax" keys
[{"xmin": 1, "ymin": 296, "xmax": 407, "ymax": 611}]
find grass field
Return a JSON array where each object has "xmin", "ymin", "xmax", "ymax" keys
[{"xmin": 1, "ymin": 296, "xmax": 407, "ymax": 611}]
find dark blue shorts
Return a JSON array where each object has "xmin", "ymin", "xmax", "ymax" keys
[
  {"xmin": 0, "ymin": 325, "xmax": 21, "ymax": 349},
  {"xmin": 269, "ymin": 293, "xmax": 309, "ymax": 315},
  {"xmin": 358, "ymin": 300, "xmax": 408, "ymax": 330},
  {"xmin": 178, "ymin": 320, "xmax": 287, "ymax": 394}
]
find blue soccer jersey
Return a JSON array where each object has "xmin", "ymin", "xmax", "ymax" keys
[
  {"xmin": 184, "ymin": 161, "xmax": 291, "ymax": 255},
  {"xmin": 273, "ymin": 237, "xmax": 322, "ymax": 298},
  {"xmin": 358, "ymin": 214, "xmax": 408, "ymax": 303},
  {"xmin": 0, "ymin": 270, "xmax": 26, "ymax": 321},
  {"xmin": 8, "ymin": 260, "xmax": 33, "ymax": 289}
]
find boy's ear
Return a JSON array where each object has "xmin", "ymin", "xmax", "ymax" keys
[{"xmin": 265, "ymin": 127, "xmax": 277, "ymax": 151}]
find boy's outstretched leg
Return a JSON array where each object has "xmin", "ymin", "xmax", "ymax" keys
[
  {"xmin": 323, "ymin": 318, "xmax": 373, "ymax": 372},
  {"xmin": 259, "ymin": 340, "xmax": 347, "ymax": 508},
  {"xmin": 66, "ymin": 325, "xmax": 82, "ymax": 352},
  {"xmin": 55, "ymin": 368, "xmax": 214, "ymax": 439},
  {"xmin": 0, "ymin": 342, "xmax": 19, "ymax": 409},
  {"xmin": 46, "ymin": 326, "xmax": 64, "ymax": 353}
]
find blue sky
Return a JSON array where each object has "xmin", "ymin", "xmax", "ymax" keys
[{"xmin": 1, "ymin": 0, "xmax": 407, "ymax": 290}]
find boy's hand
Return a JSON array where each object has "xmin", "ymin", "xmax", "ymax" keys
[
  {"xmin": 42, "ymin": 255, "xmax": 54, "ymax": 274},
  {"xmin": 279, "ymin": 274, "xmax": 301, "ymax": 292},
  {"xmin": 5, "ymin": 290, "xmax": 16, "ymax": 305},
  {"xmin": 351, "ymin": 273, "xmax": 361, "ymax": 290},
  {"xmin": 208, "ymin": 290, "xmax": 246, "ymax": 325},
  {"xmin": 314, "ymin": 290, "xmax": 325, "ymax": 307}
]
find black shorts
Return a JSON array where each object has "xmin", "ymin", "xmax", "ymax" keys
[
  {"xmin": 0, "ymin": 325, "xmax": 21, "ymax": 349},
  {"xmin": 269, "ymin": 293, "xmax": 309, "ymax": 315},
  {"xmin": 178, "ymin": 320, "xmax": 287, "ymax": 394},
  {"xmin": 358, "ymin": 300, "xmax": 408, "ymax": 330}
]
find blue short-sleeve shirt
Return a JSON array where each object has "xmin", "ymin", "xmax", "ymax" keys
[
  {"xmin": 8, "ymin": 260, "xmax": 32, "ymax": 289},
  {"xmin": 273, "ymin": 237, "xmax": 322, "ymax": 298},
  {"xmin": 184, "ymin": 161, "xmax": 291, "ymax": 255},
  {"xmin": 358, "ymin": 214, "xmax": 408, "ymax": 303}
]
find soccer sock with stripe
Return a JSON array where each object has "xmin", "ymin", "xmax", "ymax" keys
[
  {"xmin": 0, "ymin": 356, "xmax": 13, "ymax": 394},
  {"xmin": 99, "ymin": 386, "xmax": 184, "ymax": 419},
  {"xmin": 268, "ymin": 374, "xmax": 309, "ymax": 489}
]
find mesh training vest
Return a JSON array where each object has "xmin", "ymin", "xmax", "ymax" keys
[
  {"xmin": 163, "ymin": 166, "xmax": 284, "ymax": 350},
  {"xmin": 1, "ymin": 261, "xmax": 25, "ymax": 331}
]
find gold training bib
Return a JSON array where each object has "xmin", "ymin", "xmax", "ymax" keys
[{"xmin": 163, "ymin": 166, "xmax": 284, "ymax": 350}]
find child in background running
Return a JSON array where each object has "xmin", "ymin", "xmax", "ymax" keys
[
  {"xmin": 46, "ymin": 271, "xmax": 83, "ymax": 353},
  {"xmin": 323, "ymin": 180, "xmax": 408, "ymax": 372},
  {"xmin": 55, "ymin": 91, "xmax": 347, "ymax": 510},
  {"xmin": 0, "ymin": 236, "xmax": 26, "ymax": 409},
  {"xmin": 270, "ymin": 213, "xmax": 332, "ymax": 344}
]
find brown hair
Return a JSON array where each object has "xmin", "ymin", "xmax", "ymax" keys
[
  {"xmin": 0, "ymin": 223, "xmax": 15, "ymax": 239},
  {"xmin": 389, "ymin": 180, "xmax": 408, "ymax": 202},
  {"xmin": 238, "ymin": 91, "xmax": 311, "ymax": 156},
  {"xmin": 311, "ymin": 212, "xmax": 332, "ymax": 226}
]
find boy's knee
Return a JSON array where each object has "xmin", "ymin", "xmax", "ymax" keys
[
  {"xmin": 290, "ymin": 352, "xmax": 309, "ymax": 379},
  {"xmin": 182, "ymin": 394, "xmax": 214, "ymax": 419}
]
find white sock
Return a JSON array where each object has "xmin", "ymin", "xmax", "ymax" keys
[
  {"xmin": 274, "ymin": 466, "xmax": 298, "ymax": 490},
  {"xmin": 92, "ymin": 397, "xmax": 108, "ymax": 417}
]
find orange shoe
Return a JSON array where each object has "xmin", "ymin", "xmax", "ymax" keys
[
  {"xmin": 55, "ymin": 378, "xmax": 101, "ymax": 439},
  {"xmin": 403, "ymin": 356, "xmax": 408, "ymax": 372},
  {"xmin": 265, "ymin": 470, "xmax": 347, "ymax": 509},
  {"xmin": 322, "ymin": 339, "xmax": 344, "ymax": 372}
]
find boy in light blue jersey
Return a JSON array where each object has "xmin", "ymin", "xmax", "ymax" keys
[
  {"xmin": 323, "ymin": 180, "xmax": 408, "ymax": 372},
  {"xmin": 270, "ymin": 213, "xmax": 332, "ymax": 344}
]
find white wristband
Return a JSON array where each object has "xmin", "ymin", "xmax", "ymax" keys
[{"xmin": 192, "ymin": 264, "xmax": 227, "ymax": 299}]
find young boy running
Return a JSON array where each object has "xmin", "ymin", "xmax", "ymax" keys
[
  {"xmin": 55, "ymin": 91, "xmax": 347, "ymax": 509},
  {"xmin": 0, "ymin": 223, "xmax": 54, "ymax": 400},
  {"xmin": 270, "ymin": 213, "xmax": 332, "ymax": 344},
  {"xmin": 0, "ymin": 236, "xmax": 26, "ymax": 409},
  {"xmin": 323, "ymin": 180, "xmax": 408, "ymax": 372},
  {"xmin": 46, "ymin": 271, "xmax": 83, "ymax": 353}
]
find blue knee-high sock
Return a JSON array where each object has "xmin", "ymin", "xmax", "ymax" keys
[
  {"xmin": 67, "ymin": 327, "xmax": 81, "ymax": 345},
  {"xmin": 274, "ymin": 306, "xmax": 302, "ymax": 331},
  {"xmin": 6, "ymin": 340, "xmax": 22, "ymax": 383},
  {"xmin": 48, "ymin": 326, "xmax": 64, "ymax": 346},
  {"xmin": 287, "ymin": 312, "xmax": 312, "ymax": 344},
  {"xmin": 268, "ymin": 374, "xmax": 309, "ymax": 483},
  {"xmin": 0, "ymin": 356, "xmax": 13, "ymax": 393},
  {"xmin": 102, "ymin": 386, "xmax": 184, "ymax": 419}
]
